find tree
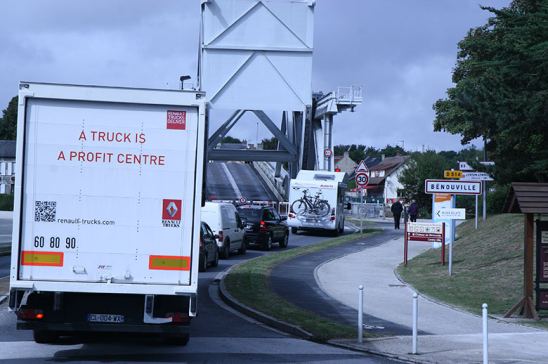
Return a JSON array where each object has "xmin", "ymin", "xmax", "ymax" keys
[
  {"xmin": 0, "ymin": 96, "xmax": 18, "ymax": 140},
  {"xmin": 220, "ymin": 136, "xmax": 243, "ymax": 144},
  {"xmin": 433, "ymin": 0, "xmax": 548, "ymax": 183},
  {"xmin": 261, "ymin": 137, "xmax": 278, "ymax": 150},
  {"xmin": 400, "ymin": 151, "xmax": 453, "ymax": 216}
]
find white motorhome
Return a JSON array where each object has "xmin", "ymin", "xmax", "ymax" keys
[
  {"xmin": 287, "ymin": 170, "xmax": 347, "ymax": 235},
  {"xmin": 9, "ymin": 82, "xmax": 206, "ymax": 345}
]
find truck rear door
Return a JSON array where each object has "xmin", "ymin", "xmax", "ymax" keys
[{"xmin": 14, "ymin": 84, "xmax": 204, "ymax": 288}]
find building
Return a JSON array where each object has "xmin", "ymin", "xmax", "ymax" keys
[
  {"xmin": 0, "ymin": 140, "xmax": 16, "ymax": 194},
  {"xmin": 364, "ymin": 155, "xmax": 409, "ymax": 204},
  {"xmin": 334, "ymin": 151, "xmax": 357, "ymax": 174}
]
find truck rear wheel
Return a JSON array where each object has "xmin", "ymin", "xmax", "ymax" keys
[
  {"xmin": 33, "ymin": 330, "xmax": 59, "ymax": 344},
  {"xmin": 165, "ymin": 333, "xmax": 190, "ymax": 346}
]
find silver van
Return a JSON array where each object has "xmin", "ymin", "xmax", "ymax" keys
[{"xmin": 201, "ymin": 202, "xmax": 246, "ymax": 258}]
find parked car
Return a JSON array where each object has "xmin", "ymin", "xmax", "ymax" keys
[
  {"xmin": 199, "ymin": 222, "xmax": 219, "ymax": 272},
  {"xmin": 201, "ymin": 202, "xmax": 246, "ymax": 258},
  {"xmin": 237, "ymin": 205, "xmax": 289, "ymax": 250}
]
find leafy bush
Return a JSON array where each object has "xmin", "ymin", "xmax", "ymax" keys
[{"xmin": 0, "ymin": 194, "xmax": 14, "ymax": 211}]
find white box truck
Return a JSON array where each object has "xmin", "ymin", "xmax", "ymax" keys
[
  {"xmin": 287, "ymin": 170, "xmax": 347, "ymax": 235},
  {"xmin": 8, "ymin": 82, "xmax": 207, "ymax": 344}
]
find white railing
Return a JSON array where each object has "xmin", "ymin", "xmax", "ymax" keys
[{"xmin": 336, "ymin": 86, "xmax": 363, "ymax": 104}]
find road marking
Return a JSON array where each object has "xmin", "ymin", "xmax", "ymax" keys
[
  {"xmin": 221, "ymin": 163, "xmax": 243, "ymax": 198},
  {"xmin": 0, "ymin": 337, "xmax": 364, "ymax": 360}
]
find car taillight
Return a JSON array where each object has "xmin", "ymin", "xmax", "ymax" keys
[
  {"xmin": 259, "ymin": 220, "xmax": 268, "ymax": 232},
  {"xmin": 288, "ymin": 212, "xmax": 296, "ymax": 218},
  {"xmin": 217, "ymin": 231, "xmax": 224, "ymax": 242},
  {"xmin": 330, "ymin": 215, "xmax": 336, "ymax": 221},
  {"xmin": 17, "ymin": 309, "xmax": 44, "ymax": 320},
  {"xmin": 200, "ymin": 237, "xmax": 204, "ymax": 248},
  {"xmin": 330, "ymin": 208, "xmax": 336, "ymax": 221}
]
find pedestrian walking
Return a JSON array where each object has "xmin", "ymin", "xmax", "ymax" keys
[
  {"xmin": 391, "ymin": 200, "xmax": 403, "ymax": 229},
  {"xmin": 409, "ymin": 200, "xmax": 418, "ymax": 222}
]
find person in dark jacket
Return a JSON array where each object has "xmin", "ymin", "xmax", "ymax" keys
[
  {"xmin": 408, "ymin": 200, "xmax": 418, "ymax": 222},
  {"xmin": 391, "ymin": 200, "xmax": 403, "ymax": 229}
]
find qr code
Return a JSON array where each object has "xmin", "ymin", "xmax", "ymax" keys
[{"xmin": 34, "ymin": 201, "xmax": 56, "ymax": 222}]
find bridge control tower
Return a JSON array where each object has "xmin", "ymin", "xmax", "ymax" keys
[{"xmin": 305, "ymin": 86, "xmax": 363, "ymax": 171}]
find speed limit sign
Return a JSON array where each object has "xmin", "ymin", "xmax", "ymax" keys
[
  {"xmin": 355, "ymin": 172, "xmax": 369, "ymax": 188},
  {"xmin": 324, "ymin": 148, "xmax": 332, "ymax": 158}
]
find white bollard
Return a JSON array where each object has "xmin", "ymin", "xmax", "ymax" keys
[
  {"xmin": 358, "ymin": 285, "xmax": 364, "ymax": 344},
  {"xmin": 482, "ymin": 303, "xmax": 488, "ymax": 364},
  {"xmin": 412, "ymin": 292, "xmax": 418, "ymax": 354}
]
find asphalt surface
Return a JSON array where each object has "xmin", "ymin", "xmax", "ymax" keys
[
  {"xmin": 0, "ymin": 222, "xmax": 396, "ymax": 363},
  {"xmin": 0, "ymin": 255, "xmax": 9, "ymax": 278},
  {"xmin": 206, "ymin": 161, "xmax": 277, "ymax": 202},
  {"xmin": 271, "ymin": 224, "xmax": 416, "ymax": 336}
]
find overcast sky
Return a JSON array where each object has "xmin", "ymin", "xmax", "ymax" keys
[{"xmin": 0, "ymin": 0, "xmax": 509, "ymax": 152}]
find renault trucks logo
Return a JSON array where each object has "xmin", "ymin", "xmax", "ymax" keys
[
  {"xmin": 167, "ymin": 110, "xmax": 186, "ymax": 130},
  {"xmin": 162, "ymin": 199, "xmax": 181, "ymax": 227}
]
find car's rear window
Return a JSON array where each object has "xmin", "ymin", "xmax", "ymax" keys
[{"xmin": 237, "ymin": 208, "xmax": 262, "ymax": 222}]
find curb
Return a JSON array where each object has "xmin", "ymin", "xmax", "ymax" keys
[
  {"xmin": 327, "ymin": 339, "xmax": 423, "ymax": 364},
  {"xmin": 218, "ymin": 262, "xmax": 314, "ymax": 340},
  {"xmin": 217, "ymin": 231, "xmax": 426, "ymax": 363}
]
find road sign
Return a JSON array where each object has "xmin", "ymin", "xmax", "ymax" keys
[
  {"xmin": 355, "ymin": 160, "xmax": 369, "ymax": 173},
  {"xmin": 324, "ymin": 148, "xmax": 332, "ymax": 158},
  {"xmin": 425, "ymin": 179, "xmax": 482, "ymax": 195},
  {"xmin": 355, "ymin": 172, "xmax": 369, "ymax": 188},
  {"xmin": 444, "ymin": 170, "xmax": 463, "ymax": 179},
  {"xmin": 458, "ymin": 161, "xmax": 474, "ymax": 171},
  {"xmin": 479, "ymin": 161, "xmax": 495, "ymax": 166},
  {"xmin": 404, "ymin": 222, "xmax": 446, "ymax": 266},
  {"xmin": 461, "ymin": 172, "xmax": 494, "ymax": 181},
  {"xmin": 434, "ymin": 208, "xmax": 466, "ymax": 220}
]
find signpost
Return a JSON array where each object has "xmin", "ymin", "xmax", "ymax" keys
[
  {"xmin": 461, "ymin": 172, "xmax": 494, "ymax": 181},
  {"xmin": 444, "ymin": 170, "xmax": 463, "ymax": 179},
  {"xmin": 425, "ymin": 179, "xmax": 482, "ymax": 195},
  {"xmin": 435, "ymin": 208, "xmax": 466, "ymax": 275},
  {"xmin": 404, "ymin": 222, "xmax": 446, "ymax": 265},
  {"xmin": 404, "ymin": 222, "xmax": 445, "ymax": 266},
  {"xmin": 355, "ymin": 161, "xmax": 369, "ymax": 233},
  {"xmin": 434, "ymin": 208, "xmax": 466, "ymax": 220},
  {"xmin": 536, "ymin": 221, "xmax": 548, "ymax": 310}
]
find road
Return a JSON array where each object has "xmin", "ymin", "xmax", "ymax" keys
[{"xmin": 0, "ymin": 223, "xmax": 395, "ymax": 363}]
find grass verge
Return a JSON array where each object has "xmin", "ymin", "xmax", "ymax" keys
[
  {"xmin": 224, "ymin": 229, "xmax": 380, "ymax": 342},
  {"xmin": 398, "ymin": 214, "xmax": 526, "ymax": 316}
]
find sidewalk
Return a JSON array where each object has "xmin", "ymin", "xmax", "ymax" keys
[{"xmin": 316, "ymin": 232, "xmax": 544, "ymax": 363}]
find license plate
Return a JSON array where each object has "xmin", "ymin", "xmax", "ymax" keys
[{"xmin": 87, "ymin": 313, "xmax": 125, "ymax": 323}]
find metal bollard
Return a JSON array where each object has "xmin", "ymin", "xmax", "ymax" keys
[
  {"xmin": 358, "ymin": 285, "xmax": 364, "ymax": 344},
  {"xmin": 482, "ymin": 303, "xmax": 488, "ymax": 364},
  {"xmin": 412, "ymin": 292, "xmax": 418, "ymax": 354}
]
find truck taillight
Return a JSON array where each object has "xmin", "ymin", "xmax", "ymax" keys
[
  {"xmin": 288, "ymin": 212, "xmax": 296, "ymax": 218},
  {"xmin": 330, "ymin": 215, "xmax": 336, "ymax": 221},
  {"xmin": 17, "ymin": 309, "xmax": 44, "ymax": 320},
  {"xmin": 166, "ymin": 312, "xmax": 190, "ymax": 323}
]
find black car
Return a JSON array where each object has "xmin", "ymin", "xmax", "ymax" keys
[
  {"xmin": 237, "ymin": 205, "xmax": 289, "ymax": 250},
  {"xmin": 199, "ymin": 222, "xmax": 219, "ymax": 272}
]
